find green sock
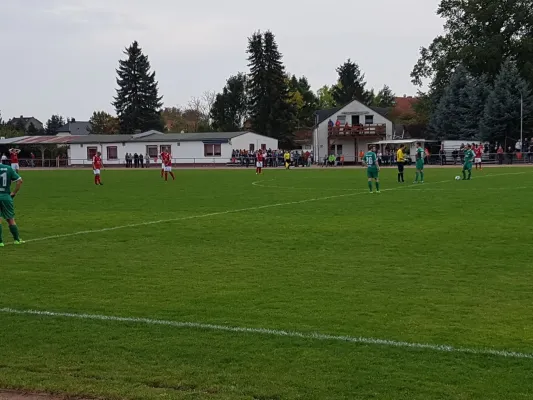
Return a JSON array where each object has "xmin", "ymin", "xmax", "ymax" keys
[
  {"xmin": 9, "ymin": 225, "xmax": 20, "ymax": 241},
  {"xmin": 376, "ymin": 181, "xmax": 380, "ymax": 191},
  {"xmin": 415, "ymin": 172, "xmax": 419, "ymax": 182},
  {"xmin": 368, "ymin": 181, "xmax": 373, "ymax": 192},
  {"xmin": 468, "ymin": 170, "xmax": 471, "ymax": 179},
  {"xmin": 463, "ymin": 170, "xmax": 466, "ymax": 179},
  {"xmin": 0, "ymin": 224, "xmax": 3, "ymax": 243},
  {"xmin": 420, "ymin": 172, "xmax": 424, "ymax": 181}
]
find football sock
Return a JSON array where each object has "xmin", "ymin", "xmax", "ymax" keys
[
  {"xmin": 401, "ymin": 173, "xmax": 404, "ymax": 182},
  {"xmin": 94, "ymin": 176, "xmax": 98, "ymax": 185},
  {"xmin": 368, "ymin": 181, "xmax": 373, "ymax": 192},
  {"xmin": 170, "ymin": 172, "xmax": 175, "ymax": 180},
  {"xmin": 0, "ymin": 224, "xmax": 3, "ymax": 243},
  {"xmin": 9, "ymin": 225, "xmax": 19, "ymax": 241},
  {"xmin": 164, "ymin": 172, "xmax": 168, "ymax": 181},
  {"xmin": 415, "ymin": 172, "xmax": 419, "ymax": 182},
  {"xmin": 161, "ymin": 169, "xmax": 164, "ymax": 177},
  {"xmin": 376, "ymin": 182, "xmax": 380, "ymax": 191},
  {"xmin": 420, "ymin": 172, "xmax": 424, "ymax": 181},
  {"xmin": 398, "ymin": 173, "xmax": 401, "ymax": 182},
  {"xmin": 463, "ymin": 170, "xmax": 466, "ymax": 179},
  {"xmin": 468, "ymin": 170, "xmax": 471, "ymax": 179}
]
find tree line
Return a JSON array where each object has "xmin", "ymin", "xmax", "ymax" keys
[{"xmin": 4, "ymin": 0, "xmax": 532, "ymax": 144}]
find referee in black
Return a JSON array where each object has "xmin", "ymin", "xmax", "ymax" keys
[{"xmin": 396, "ymin": 144, "xmax": 406, "ymax": 183}]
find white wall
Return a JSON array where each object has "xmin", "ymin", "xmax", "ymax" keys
[
  {"xmin": 313, "ymin": 100, "xmax": 393, "ymax": 161},
  {"xmin": 68, "ymin": 140, "xmax": 236, "ymax": 165},
  {"xmin": 229, "ymin": 132, "xmax": 279, "ymax": 152}
]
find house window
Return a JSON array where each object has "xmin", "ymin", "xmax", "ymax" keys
[
  {"xmin": 249, "ymin": 143, "xmax": 255, "ymax": 152},
  {"xmin": 261, "ymin": 144, "xmax": 267, "ymax": 151},
  {"xmin": 87, "ymin": 146, "xmax": 97, "ymax": 160},
  {"xmin": 336, "ymin": 144, "xmax": 343, "ymax": 155},
  {"xmin": 365, "ymin": 115, "xmax": 374, "ymax": 124},
  {"xmin": 204, "ymin": 144, "xmax": 222, "ymax": 157},
  {"xmin": 337, "ymin": 115, "xmax": 346, "ymax": 123},
  {"xmin": 106, "ymin": 146, "xmax": 118, "ymax": 160},
  {"xmin": 146, "ymin": 145, "xmax": 158, "ymax": 158}
]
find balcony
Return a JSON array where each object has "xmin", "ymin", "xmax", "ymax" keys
[{"xmin": 328, "ymin": 124, "xmax": 386, "ymax": 137}]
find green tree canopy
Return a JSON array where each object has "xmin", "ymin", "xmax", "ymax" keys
[
  {"xmin": 332, "ymin": 59, "xmax": 371, "ymax": 105},
  {"xmin": 45, "ymin": 115, "xmax": 65, "ymax": 135},
  {"xmin": 210, "ymin": 73, "xmax": 248, "ymax": 132},
  {"xmin": 89, "ymin": 111, "xmax": 119, "ymax": 134},
  {"xmin": 113, "ymin": 41, "xmax": 164, "ymax": 134}
]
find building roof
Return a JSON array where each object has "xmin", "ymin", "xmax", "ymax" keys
[
  {"xmin": 314, "ymin": 100, "xmax": 390, "ymax": 125},
  {"xmin": 392, "ymin": 96, "xmax": 419, "ymax": 117},
  {"xmin": 57, "ymin": 121, "xmax": 92, "ymax": 135},
  {"xmin": 0, "ymin": 130, "xmax": 266, "ymax": 145}
]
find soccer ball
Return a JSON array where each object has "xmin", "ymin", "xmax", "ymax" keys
[{"xmin": 455, "ymin": 176, "xmax": 461, "ymax": 180}]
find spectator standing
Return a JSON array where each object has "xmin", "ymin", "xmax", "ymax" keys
[
  {"xmin": 497, "ymin": 146, "xmax": 504, "ymax": 165},
  {"xmin": 134, "ymin": 153, "xmax": 139, "ymax": 168},
  {"xmin": 139, "ymin": 153, "xmax": 144, "ymax": 168},
  {"xmin": 145, "ymin": 153, "xmax": 150, "ymax": 168}
]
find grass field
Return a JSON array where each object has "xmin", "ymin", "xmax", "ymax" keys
[{"xmin": 1, "ymin": 166, "xmax": 533, "ymax": 400}]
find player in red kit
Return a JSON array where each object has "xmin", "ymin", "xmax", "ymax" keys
[
  {"xmin": 92, "ymin": 152, "xmax": 103, "ymax": 185},
  {"xmin": 256, "ymin": 151, "xmax": 264, "ymax": 174},
  {"xmin": 159, "ymin": 151, "xmax": 167, "ymax": 178},
  {"xmin": 474, "ymin": 144, "xmax": 483, "ymax": 170},
  {"xmin": 163, "ymin": 153, "xmax": 175, "ymax": 181},
  {"xmin": 8, "ymin": 148, "xmax": 21, "ymax": 172}
]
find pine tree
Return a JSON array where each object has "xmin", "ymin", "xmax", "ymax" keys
[
  {"xmin": 247, "ymin": 31, "xmax": 295, "ymax": 141},
  {"xmin": 430, "ymin": 65, "xmax": 471, "ymax": 139},
  {"xmin": 332, "ymin": 59, "xmax": 370, "ymax": 105},
  {"xmin": 459, "ymin": 75, "xmax": 491, "ymax": 140},
  {"xmin": 374, "ymin": 85, "xmax": 396, "ymax": 108},
  {"xmin": 27, "ymin": 122, "xmax": 38, "ymax": 135},
  {"xmin": 113, "ymin": 41, "xmax": 164, "ymax": 134},
  {"xmin": 481, "ymin": 59, "xmax": 533, "ymax": 143},
  {"xmin": 210, "ymin": 73, "xmax": 248, "ymax": 132},
  {"xmin": 45, "ymin": 115, "xmax": 65, "ymax": 135}
]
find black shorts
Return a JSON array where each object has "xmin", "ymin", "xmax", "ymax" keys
[{"xmin": 397, "ymin": 162, "xmax": 404, "ymax": 172}]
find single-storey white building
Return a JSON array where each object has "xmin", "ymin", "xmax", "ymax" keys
[
  {"xmin": 0, "ymin": 130, "xmax": 278, "ymax": 166},
  {"xmin": 66, "ymin": 130, "xmax": 278, "ymax": 165},
  {"xmin": 313, "ymin": 99, "xmax": 394, "ymax": 163}
]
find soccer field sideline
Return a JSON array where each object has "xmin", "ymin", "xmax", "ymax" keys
[
  {"xmin": 1, "ymin": 307, "xmax": 532, "ymax": 360},
  {"xmin": 10, "ymin": 170, "xmax": 528, "ymax": 246}
]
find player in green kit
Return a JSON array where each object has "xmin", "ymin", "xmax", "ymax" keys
[
  {"xmin": 363, "ymin": 146, "xmax": 381, "ymax": 193},
  {"xmin": 462, "ymin": 144, "xmax": 475, "ymax": 180},
  {"xmin": 0, "ymin": 164, "xmax": 24, "ymax": 246},
  {"xmin": 413, "ymin": 142, "xmax": 425, "ymax": 183}
]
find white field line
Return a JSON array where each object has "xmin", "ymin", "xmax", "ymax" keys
[
  {"xmin": 0, "ymin": 307, "xmax": 531, "ymax": 360},
  {"xmin": 20, "ymin": 171, "xmax": 526, "ymax": 244}
]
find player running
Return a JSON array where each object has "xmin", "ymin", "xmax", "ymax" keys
[
  {"xmin": 413, "ymin": 142, "xmax": 425, "ymax": 183},
  {"xmin": 92, "ymin": 151, "xmax": 103, "ymax": 185},
  {"xmin": 256, "ymin": 150, "xmax": 264, "ymax": 175},
  {"xmin": 462, "ymin": 144, "xmax": 475, "ymax": 180},
  {"xmin": 363, "ymin": 146, "xmax": 381, "ymax": 193},
  {"xmin": 474, "ymin": 143, "xmax": 483, "ymax": 170},
  {"xmin": 0, "ymin": 163, "xmax": 24, "ymax": 246},
  {"xmin": 9, "ymin": 148, "xmax": 21, "ymax": 171},
  {"xmin": 163, "ymin": 152, "xmax": 175, "ymax": 181}
]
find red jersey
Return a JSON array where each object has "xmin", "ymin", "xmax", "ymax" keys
[
  {"xmin": 474, "ymin": 147, "xmax": 483, "ymax": 158},
  {"xmin": 93, "ymin": 155, "xmax": 102, "ymax": 169},
  {"xmin": 257, "ymin": 153, "xmax": 264, "ymax": 162},
  {"xmin": 163, "ymin": 154, "xmax": 172, "ymax": 166},
  {"xmin": 10, "ymin": 152, "xmax": 18, "ymax": 163}
]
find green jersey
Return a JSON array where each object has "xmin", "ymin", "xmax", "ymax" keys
[
  {"xmin": 464, "ymin": 149, "xmax": 475, "ymax": 163},
  {"xmin": 416, "ymin": 147, "xmax": 424, "ymax": 161},
  {"xmin": 364, "ymin": 151, "xmax": 378, "ymax": 170},
  {"xmin": 0, "ymin": 165, "xmax": 21, "ymax": 200}
]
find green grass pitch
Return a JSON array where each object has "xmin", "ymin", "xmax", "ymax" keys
[{"xmin": 1, "ymin": 167, "xmax": 533, "ymax": 400}]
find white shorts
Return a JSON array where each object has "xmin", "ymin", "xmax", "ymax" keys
[
  {"xmin": 475, "ymin": 158, "xmax": 481, "ymax": 163},
  {"xmin": 164, "ymin": 166, "xmax": 172, "ymax": 172},
  {"xmin": 161, "ymin": 163, "xmax": 165, "ymax": 169},
  {"xmin": 256, "ymin": 161, "xmax": 263, "ymax": 168},
  {"xmin": 93, "ymin": 169, "xmax": 100, "ymax": 175},
  {"xmin": 11, "ymin": 163, "xmax": 19, "ymax": 170}
]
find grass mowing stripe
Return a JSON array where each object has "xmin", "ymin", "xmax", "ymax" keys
[
  {"xmin": 1, "ymin": 307, "xmax": 532, "ymax": 360},
  {"xmin": 20, "ymin": 170, "xmax": 528, "ymax": 244}
]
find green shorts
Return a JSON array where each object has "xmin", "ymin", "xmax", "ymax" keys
[
  {"xmin": 416, "ymin": 160, "xmax": 424, "ymax": 170},
  {"xmin": 367, "ymin": 169, "xmax": 379, "ymax": 179},
  {"xmin": 0, "ymin": 198, "xmax": 15, "ymax": 220},
  {"xmin": 463, "ymin": 162, "xmax": 472, "ymax": 171}
]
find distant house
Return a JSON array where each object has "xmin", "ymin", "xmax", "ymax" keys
[
  {"xmin": 8, "ymin": 116, "xmax": 44, "ymax": 131},
  {"xmin": 56, "ymin": 121, "xmax": 92, "ymax": 136},
  {"xmin": 313, "ymin": 99, "xmax": 393, "ymax": 163}
]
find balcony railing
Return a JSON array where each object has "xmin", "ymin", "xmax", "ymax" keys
[{"xmin": 328, "ymin": 124, "xmax": 386, "ymax": 137}]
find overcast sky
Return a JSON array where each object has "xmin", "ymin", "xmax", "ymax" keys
[{"xmin": 0, "ymin": 0, "xmax": 443, "ymax": 123}]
